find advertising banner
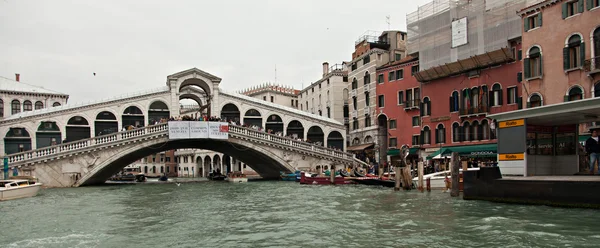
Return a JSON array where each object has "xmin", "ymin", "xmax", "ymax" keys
[
  {"xmin": 189, "ymin": 122, "xmax": 209, "ymax": 139},
  {"xmin": 208, "ymin": 122, "xmax": 229, "ymax": 140},
  {"xmin": 168, "ymin": 122, "xmax": 190, "ymax": 139}
]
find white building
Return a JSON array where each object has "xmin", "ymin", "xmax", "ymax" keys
[
  {"xmin": 240, "ymin": 84, "xmax": 299, "ymax": 109},
  {"xmin": 298, "ymin": 62, "xmax": 348, "ymax": 126}
]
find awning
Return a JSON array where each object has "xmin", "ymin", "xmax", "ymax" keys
[
  {"xmin": 387, "ymin": 147, "xmax": 419, "ymax": 156},
  {"xmin": 441, "ymin": 144, "xmax": 497, "ymax": 157},
  {"xmin": 426, "ymin": 148, "xmax": 450, "ymax": 160},
  {"xmin": 347, "ymin": 143, "xmax": 374, "ymax": 152},
  {"xmin": 580, "ymin": 135, "xmax": 591, "ymax": 146}
]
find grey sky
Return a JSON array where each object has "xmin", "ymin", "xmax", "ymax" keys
[{"xmin": 0, "ymin": 0, "xmax": 430, "ymax": 104}]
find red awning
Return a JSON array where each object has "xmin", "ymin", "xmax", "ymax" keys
[{"xmin": 347, "ymin": 143, "xmax": 375, "ymax": 151}]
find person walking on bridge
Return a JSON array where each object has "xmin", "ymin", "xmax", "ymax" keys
[{"xmin": 585, "ymin": 128, "xmax": 600, "ymax": 174}]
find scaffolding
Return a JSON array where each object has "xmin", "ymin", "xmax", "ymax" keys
[{"xmin": 407, "ymin": 0, "xmax": 545, "ymax": 72}]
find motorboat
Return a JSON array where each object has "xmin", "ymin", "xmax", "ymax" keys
[
  {"xmin": 208, "ymin": 172, "xmax": 226, "ymax": 181},
  {"xmin": 227, "ymin": 171, "xmax": 248, "ymax": 183},
  {"xmin": 299, "ymin": 172, "xmax": 354, "ymax": 185},
  {"xmin": 280, "ymin": 171, "xmax": 297, "ymax": 181},
  {"xmin": 0, "ymin": 177, "xmax": 42, "ymax": 201}
]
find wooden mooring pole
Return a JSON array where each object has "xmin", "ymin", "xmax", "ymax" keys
[
  {"xmin": 330, "ymin": 165, "xmax": 335, "ymax": 185},
  {"xmin": 394, "ymin": 164, "xmax": 401, "ymax": 191},
  {"xmin": 418, "ymin": 161, "xmax": 424, "ymax": 192},
  {"xmin": 450, "ymin": 152, "xmax": 460, "ymax": 197}
]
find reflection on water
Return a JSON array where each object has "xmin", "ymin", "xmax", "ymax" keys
[{"xmin": 1, "ymin": 181, "xmax": 600, "ymax": 247}]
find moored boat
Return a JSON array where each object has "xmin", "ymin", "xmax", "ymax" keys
[
  {"xmin": 227, "ymin": 171, "xmax": 248, "ymax": 183},
  {"xmin": 299, "ymin": 172, "xmax": 354, "ymax": 185},
  {"xmin": 208, "ymin": 171, "xmax": 227, "ymax": 181},
  {"xmin": 280, "ymin": 171, "xmax": 297, "ymax": 181},
  {"xmin": 0, "ymin": 178, "xmax": 42, "ymax": 201}
]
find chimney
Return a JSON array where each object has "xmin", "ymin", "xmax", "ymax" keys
[
  {"xmin": 322, "ymin": 62, "xmax": 329, "ymax": 77},
  {"xmin": 15, "ymin": 73, "xmax": 20, "ymax": 82}
]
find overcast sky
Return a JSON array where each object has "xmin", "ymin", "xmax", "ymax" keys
[{"xmin": 0, "ymin": 0, "xmax": 430, "ymax": 104}]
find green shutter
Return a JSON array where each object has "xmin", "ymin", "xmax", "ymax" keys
[
  {"xmin": 578, "ymin": 0, "xmax": 584, "ymax": 12},
  {"xmin": 527, "ymin": 101, "xmax": 531, "ymax": 108},
  {"xmin": 587, "ymin": 0, "xmax": 593, "ymax": 10},
  {"xmin": 498, "ymin": 89, "xmax": 504, "ymax": 105},
  {"xmin": 524, "ymin": 17, "xmax": 530, "ymax": 32},
  {"xmin": 539, "ymin": 55, "xmax": 543, "ymax": 76},
  {"xmin": 564, "ymin": 95, "xmax": 569, "ymax": 102},
  {"xmin": 449, "ymin": 97, "xmax": 453, "ymax": 112},
  {"xmin": 562, "ymin": 3, "xmax": 568, "ymax": 19},
  {"xmin": 517, "ymin": 72, "xmax": 522, "ymax": 82},
  {"xmin": 420, "ymin": 102, "xmax": 424, "ymax": 116},
  {"xmin": 563, "ymin": 47, "xmax": 570, "ymax": 70},
  {"xmin": 427, "ymin": 100, "xmax": 431, "ymax": 116},
  {"xmin": 580, "ymin": 42, "xmax": 586, "ymax": 67},
  {"xmin": 538, "ymin": 13, "xmax": 542, "ymax": 27},
  {"xmin": 517, "ymin": 97, "xmax": 523, "ymax": 109},
  {"xmin": 524, "ymin": 58, "xmax": 531, "ymax": 78},
  {"xmin": 518, "ymin": 50, "xmax": 522, "ymax": 60}
]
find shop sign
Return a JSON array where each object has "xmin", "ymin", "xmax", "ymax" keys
[
  {"xmin": 498, "ymin": 153, "xmax": 525, "ymax": 161},
  {"xmin": 499, "ymin": 119, "xmax": 524, "ymax": 129},
  {"xmin": 431, "ymin": 116, "xmax": 450, "ymax": 122}
]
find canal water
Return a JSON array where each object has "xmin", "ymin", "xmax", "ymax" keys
[{"xmin": 1, "ymin": 181, "xmax": 599, "ymax": 248}]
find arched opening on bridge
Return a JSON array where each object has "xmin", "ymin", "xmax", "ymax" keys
[
  {"xmin": 265, "ymin": 114, "xmax": 283, "ymax": 134},
  {"xmin": 148, "ymin": 101, "xmax": 170, "ymax": 124},
  {"xmin": 179, "ymin": 90, "xmax": 205, "ymax": 117},
  {"xmin": 196, "ymin": 156, "xmax": 203, "ymax": 177},
  {"xmin": 243, "ymin": 109, "xmax": 262, "ymax": 128},
  {"xmin": 213, "ymin": 154, "xmax": 222, "ymax": 173},
  {"xmin": 220, "ymin": 103, "xmax": 240, "ymax": 123},
  {"xmin": 223, "ymin": 154, "xmax": 231, "ymax": 174},
  {"xmin": 286, "ymin": 120, "xmax": 304, "ymax": 139},
  {"xmin": 122, "ymin": 106, "xmax": 144, "ymax": 129},
  {"xmin": 307, "ymin": 126, "xmax": 324, "ymax": 146},
  {"xmin": 36, "ymin": 121, "xmax": 61, "ymax": 148},
  {"xmin": 4, "ymin": 128, "xmax": 32, "ymax": 154},
  {"xmin": 94, "ymin": 111, "xmax": 118, "ymax": 136},
  {"xmin": 66, "ymin": 116, "xmax": 91, "ymax": 142},
  {"xmin": 377, "ymin": 115, "xmax": 389, "ymax": 164},
  {"xmin": 179, "ymin": 79, "xmax": 211, "ymax": 116},
  {"xmin": 327, "ymin": 131, "xmax": 344, "ymax": 150},
  {"xmin": 204, "ymin": 156, "xmax": 213, "ymax": 174}
]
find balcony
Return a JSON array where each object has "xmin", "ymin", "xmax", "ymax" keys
[
  {"xmin": 352, "ymin": 110, "xmax": 358, "ymax": 118},
  {"xmin": 363, "ymin": 106, "xmax": 370, "ymax": 115},
  {"xmin": 459, "ymin": 105, "xmax": 489, "ymax": 117},
  {"xmin": 584, "ymin": 56, "xmax": 600, "ymax": 76},
  {"xmin": 364, "ymin": 83, "xmax": 370, "ymax": 92},
  {"xmin": 344, "ymin": 117, "xmax": 349, "ymax": 124},
  {"xmin": 326, "ymin": 100, "xmax": 331, "ymax": 108},
  {"xmin": 350, "ymin": 89, "xmax": 357, "ymax": 98},
  {"xmin": 403, "ymin": 99, "xmax": 420, "ymax": 110}
]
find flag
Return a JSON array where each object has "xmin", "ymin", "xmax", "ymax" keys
[{"xmin": 465, "ymin": 90, "xmax": 471, "ymax": 109}]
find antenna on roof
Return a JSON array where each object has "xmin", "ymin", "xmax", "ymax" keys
[{"xmin": 386, "ymin": 15, "xmax": 390, "ymax": 30}]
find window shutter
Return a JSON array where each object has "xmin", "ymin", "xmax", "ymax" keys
[
  {"xmin": 578, "ymin": 0, "xmax": 584, "ymax": 13},
  {"xmin": 477, "ymin": 125, "xmax": 483, "ymax": 141},
  {"xmin": 420, "ymin": 102, "xmax": 424, "ymax": 116},
  {"xmin": 524, "ymin": 58, "xmax": 531, "ymax": 78},
  {"xmin": 420, "ymin": 131, "xmax": 424, "ymax": 145},
  {"xmin": 524, "ymin": 18, "xmax": 530, "ymax": 32},
  {"xmin": 498, "ymin": 89, "xmax": 504, "ymax": 105},
  {"xmin": 562, "ymin": 3, "xmax": 568, "ymax": 19},
  {"xmin": 538, "ymin": 13, "xmax": 542, "ymax": 27},
  {"xmin": 489, "ymin": 90, "xmax": 494, "ymax": 107},
  {"xmin": 435, "ymin": 129, "xmax": 439, "ymax": 144},
  {"xmin": 459, "ymin": 126, "xmax": 465, "ymax": 142},
  {"xmin": 587, "ymin": 0, "xmax": 593, "ymax": 10},
  {"xmin": 580, "ymin": 42, "xmax": 586, "ymax": 67},
  {"xmin": 539, "ymin": 55, "xmax": 543, "ymax": 76},
  {"xmin": 449, "ymin": 96, "xmax": 453, "ymax": 112},
  {"xmin": 517, "ymin": 97, "xmax": 523, "ymax": 109},
  {"xmin": 527, "ymin": 101, "xmax": 531, "ymax": 108},
  {"xmin": 564, "ymin": 95, "xmax": 569, "ymax": 102},
  {"xmin": 517, "ymin": 72, "xmax": 522, "ymax": 82},
  {"xmin": 427, "ymin": 100, "xmax": 431, "ymax": 116},
  {"xmin": 518, "ymin": 50, "xmax": 522, "ymax": 60}
]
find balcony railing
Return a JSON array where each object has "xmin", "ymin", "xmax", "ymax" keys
[
  {"xmin": 403, "ymin": 99, "xmax": 421, "ymax": 109},
  {"xmin": 344, "ymin": 117, "xmax": 349, "ymax": 124},
  {"xmin": 364, "ymin": 106, "xmax": 370, "ymax": 115},
  {"xmin": 584, "ymin": 57, "xmax": 600, "ymax": 74},
  {"xmin": 326, "ymin": 100, "xmax": 331, "ymax": 108},
  {"xmin": 364, "ymin": 83, "xmax": 370, "ymax": 92},
  {"xmin": 459, "ymin": 105, "xmax": 489, "ymax": 116},
  {"xmin": 350, "ymin": 89, "xmax": 357, "ymax": 98},
  {"xmin": 352, "ymin": 110, "xmax": 358, "ymax": 118}
]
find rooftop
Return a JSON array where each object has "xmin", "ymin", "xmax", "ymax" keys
[{"xmin": 0, "ymin": 76, "xmax": 68, "ymax": 96}]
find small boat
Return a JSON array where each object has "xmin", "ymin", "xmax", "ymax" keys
[
  {"xmin": 339, "ymin": 170, "xmax": 352, "ymax": 177},
  {"xmin": 227, "ymin": 171, "xmax": 248, "ymax": 183},
  {"xmin": 299, "ymin": 172, "xmax": 354, "ymax": 185},
  {"xmin": 0, "ymin": 177, "xmax": 42, "ymax": 201},
  {"xmin": 208, "ymin": 172, "xmax": 226, "ymax": 181},
  {"xmin": 280, "ymin": 171, "xmax": 297, "ymax": 181},
  {"xmin": 158, "ymin": 175, "xmax": 168, "ymax": 181}
]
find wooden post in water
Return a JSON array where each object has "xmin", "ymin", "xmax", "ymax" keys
[
  {"xmin": 402, "ymin": 165, "xmax": 412, "ymax": 190},
  {"xmin": 330, "ymin": 165, "xmax": 336, "ymax": 185},
  {"xmin": 418, "ymin": 161, "xmax": 424, "ymax": 192},
  {"xmin": 426, "ymin": 177, "xmax": 431, "ymax": 192},
  {"xmin": 394, "ymin": 164, "xmax": 402, "ymax": 191},
  {"xmin": 450, "ymin": 152, "xmax": 460, "ymax": 197}
]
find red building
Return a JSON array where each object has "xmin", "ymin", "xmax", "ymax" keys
[
  {"xmin": 417, "ymin": 42, "xmax": 524, "ymax": 161},
  {"xmin": 375, "ymin": 56, "xmax": 421, "ymax": 164}
]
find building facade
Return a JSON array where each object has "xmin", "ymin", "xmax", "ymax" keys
[
  {"xmin": 297, "ymin": 62, "xmax": 348, "ymax": 125},
  {"xmin": 0, "ymin": 74, "xmax": 69, "ymax": 120},
  {"xmin": 241, "ymin": 84, "xmax": 299, "ymax": 109},
  {"xmin": 347, "ymin": 30, "xmax": 408, "ymax": 164}
]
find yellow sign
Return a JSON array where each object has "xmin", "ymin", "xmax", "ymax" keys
[
  {"xmin": 498, "ymin": 153, "xmax": 525, "ymax": 161},
  {"xmin": 499, "ymin": 119, "xmax": 525, "ymax": 128}
]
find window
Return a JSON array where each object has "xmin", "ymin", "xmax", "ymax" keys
[
  {"xmin": 363, "ymin": 55, "xmax": 370, "ymax": 65},
  {"xmin": 352, "ymin": 78, "xmax": 358, "ymax": 90},
  {"xmin": 396, "ymin": 69, "xmax": 403, "ymax": 80},
  {"xmin": 463, "ymin": 122, "xmax": 471, "ymax": 141},
  {"xmin": 52, "ymin": 102, "xmax": 61, "ymax": 107},
  {"xmin": 312, "ymin": 88, "xmax": 314, "ymax": 93},
  {"xmin": 529, "ymin": 94, "xmax": 543, "ymax": 108},
  {"xmin": 398, "ymin": 91, "xmax": 404, "ymax": 105},
  {"xmin": 472, "ymin": 121, "xmax": 480, "ymax": 141},
  {"xmin": 388, "ymin": 71, "xmax": 395, "ymax": 81},
  {"xmin": 0, "ymin": 99, "xmax": 3, "ymax": 117},
  {"xmin": 295, "ymin": 100, "xmax": 298, "ymax": 107},
  {"xmin": 318, "ymin": 110, "xmax": 322, "ymax": 116},
  {"xmin": 183, "ymin": 156, "xmax": 188, "ymax": 163},
  {"xmin": 421, "ymin": 97, "xmax": 431, "ymax": 116},
  {"xmin": 412, "ymin": 116, "xmax": 420, "ymax": 127},
  {"xmin": 160, "ymin": 154, "xmax": 165, "ymax": 163},
  {"xmin": 364, "ymin": 116, "xmax": 371, "ymax": 128},
  {"xmin": 11, "ymin": 100, "xmax": 20, "ymax": 115},
  {"xmin": 351, "ymin": 63, "xmax": 357, "ymax": 71},
  {"xmin": 525, "ymin": 47, "xmax": 542, "ymax": 78},
  {"xmin": 166, "ymin": 157, "xmax": 171, "ymax": 162},
  {"xmin": 588, "ymin": 0, "xmax": 600, "ymax": 9},
  {"xmin": 389, "ymin": 138, "xmax": 398, "ymax": 148},
  {"xmin": 564, "ymin": 34, "xmax": 584, "ymax": 69},
  {"xmin": 490, "ymin": 84, "xmax": 503, "ymax": 106},
  {"xmin": 378, "ymin": 95, "xmax": 385, "ymax": 108},
  {"xmin": 389, "ymin": 120, "xmax": 397, "ymax": 129},
  {"xmin": 270, "ymin": 96, "xmax": 274, "ymax": 102},
  {"xmin": 352, "ymin": 97, "xmax": 357, "ymax": 110},
  {"xmin": 34, "ymin": 101, "xmax": 43, "ymax": 110},
  {"xmin": 263, "ymin": 96, "xmax": 267, "ymax": 101},
  {"xmin": 327, "ymin": 107, "xmax": 330, "ymax": 118},
  {"xmin": 450, "ymin": 91, "xmax": 459, "ymax": 112},
  {"xmin": 291, "ymin": 99, "xmax": 294, "ymax": 107},
  {"xmin": 378, "ymin": 74, "xmax": 384, "ymax": 84},
  {"xmin": 436, "ymin": 124, "xmax": 445, "ymax": 144},
  {"xmin": 595, "ymin": 83, "xmax": 600, "ymax": 98},
  {"xmin": 507, "ymin": 87, "xmax": 517, "ymax": 104},
  {"xmin": 524, "ymin": 13, "xmax": 542, "ymax": 32},
  {"xmin": 422, "ymin": 126, "xmax": 431, "ymax": 145},
  {"xmin": 365, "ymin": 92, "xmax": 370, "ymax": 106},
  {"xmin": 395, "ymin": 53, "xmax": 401, "ymax": 61},
  {"xmin": 23, "ymin": 100, "xmax": 32, "ymax": 112},
  {"xmin": 319, "ymin": 83, "xmax": 321, "ymax": 89},
  {"xmin": 567, "ymin": 87, "xmax": 583, "ymax": 101},
  {"xmin": 412, "ymin": 135, "xmax": 420, "ymax": 146},
  {"xmin": 406, "ymin": 90, "xmax": 413, "ymax": 107},
  {"xmin": 353, "ymin": 118, "xmax": 359, "ymax": 130},
  {"xmin": 363, "ymin": 72, "xmax": 370, "ymax": 85},
  {"xmin": 411, "ymin": 65, "xmax": 419, "ymax": 75},
  {"xmin": 452, "ymin": 123, "xmax": 460, "ymax": 142},
  {"xmin": 481, "ymin": 120, "xmax": 490, "ymax": 140},
  {"xmin": 562, "ymin": 0, "xmax": 582, "ymax": 19}
]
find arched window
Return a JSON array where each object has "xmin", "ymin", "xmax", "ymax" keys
[
  {"xmin": 23, "ymin": 100, "xmax": 32, "ymax": 112},
  {"xmin": 34, "ymin": 101, "xmax": 44, "ymax": 110},
  {"xmin": 450, "ymin": 91, "xmax": 459, "ymax": 112},
  {"xmin": 595, "ymin": 83, "xmax": 600, "ymax": 98},
  {"xmin": 481, "ymin": 120, "xmax": 490, "ymax": 140},
  {"xmin": 529, "ymin": 94, "xmax": 543, "ymax": 107},
  {"xmin": 421, "ymin": 97, "xmax": 431, "ymax": 116},
  {"xmin": 594, "ymin": 28, "xmax": 600, "ymax": 69},
  {"xmin": 491, "ymin": 84, "xmax": 503, "ymax": 107},
  {"xmin": 463, "ymin": 122, "xmax": 471, "ymax": 142},
  {"xmin": 472, "ymin": 120, "xmax": 480, "ymax": 141},
  {"xmin": 52, "ymin": 102, "xmax": 61, "ymax": 107},
  {"xmin": 363, "ymin": 71, "xmax": 370, "ymax": 86},
  {"xmin": 352, "ymin": 78, "xmax": 358, "ymax": 90},
  {"xmin": 471, "ymin": 87, "xmax": 480, "ymax": 109},
  {"xmin": 0, "ymin": 99, "xmax": 3, "ymax": 117},
  {"xmin": 11, "ymin": 100, "xmax": 20, "ymax": 115},
  {"xmin": 452, "ymin": 123, "xmax": 460, "ymax": 142},
  {"xmin": 422, "ymin": 126, "xmax": 431, "ymax": 145},
  {"xmin": 564, "ymin": 34, "xmax": 583, "ymax": 69},
  {"xmin": 525, "ymin": 46, "xmax": 542, "ymax": 79},
  {"xmin": 567, "ymin": 86, "xmax": 583, "ymax": 101},
  {"xmin": 435, "ymin": 124, "xmax": 445, "ymax": 144}
]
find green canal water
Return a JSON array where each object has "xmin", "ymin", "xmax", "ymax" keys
[{"xmin": 1, "ymin": 181, "xmax": 599, "ymax": 248}]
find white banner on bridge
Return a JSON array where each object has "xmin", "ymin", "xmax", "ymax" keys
[
  {"xmin": 189, "ymin": 122, "xmax": 209, "ymax": 139},
  {"xmin": 168, "ymin": 121, "xmax": 190, "ymax": 139},
  {"xmin": 208, "ymin": 122, "xmax": 229, "ymax": 140}
]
